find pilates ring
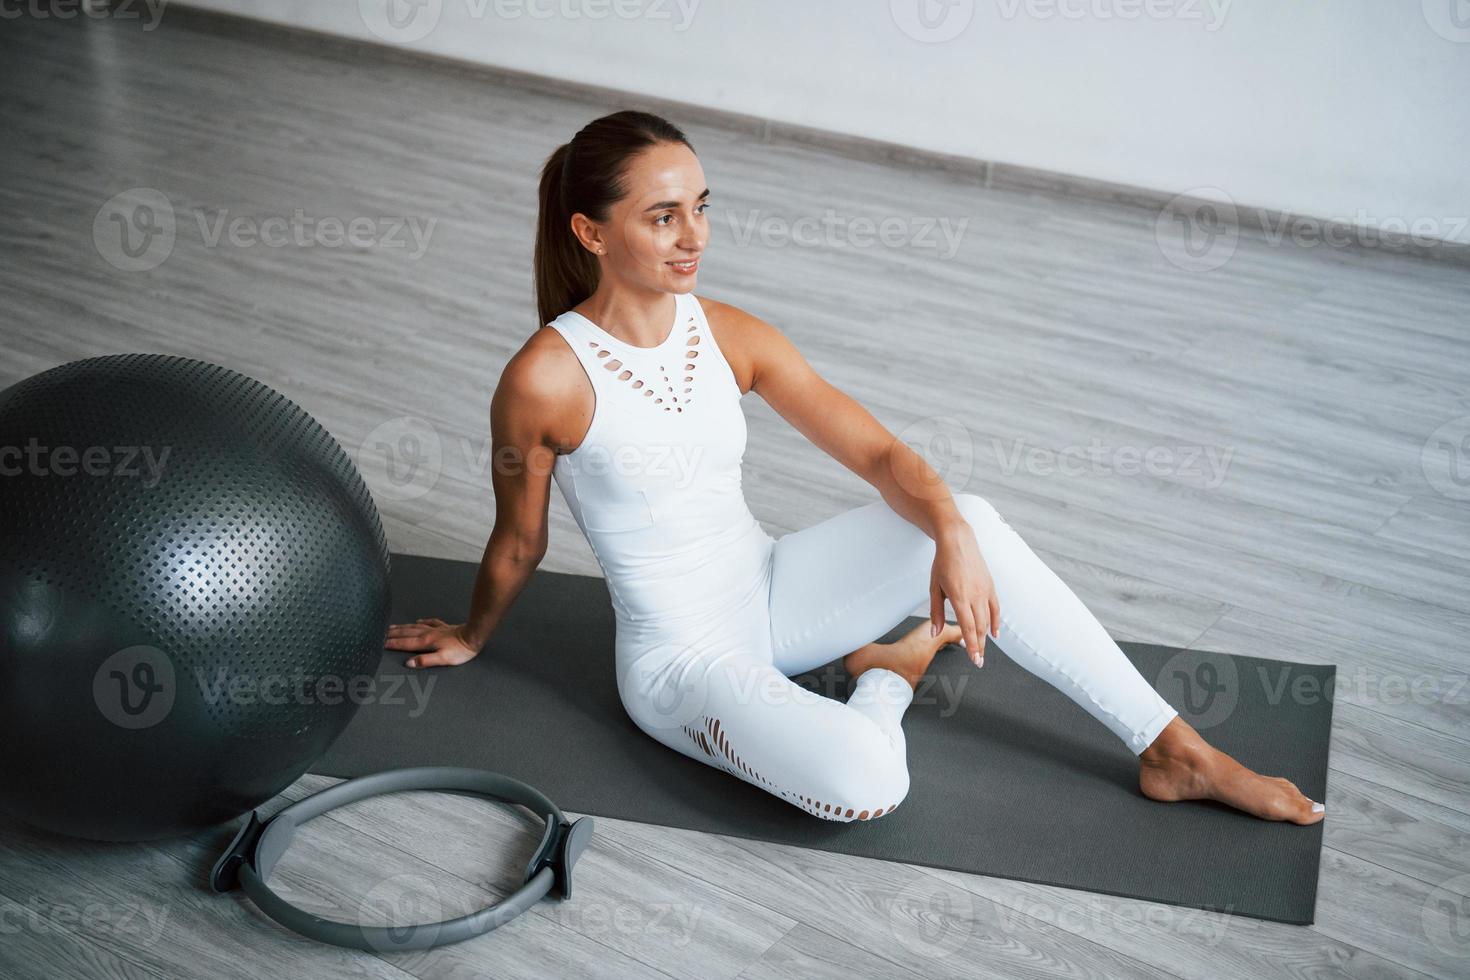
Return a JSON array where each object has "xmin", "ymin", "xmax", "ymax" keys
[{"xmin": 210, "ymin": 766, "xmax": 594, "ymax": 951}]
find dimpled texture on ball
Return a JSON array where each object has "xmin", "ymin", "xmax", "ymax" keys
[{"xmin": 0, "ymin": 353, "xmax": 391, "ymax": 841}]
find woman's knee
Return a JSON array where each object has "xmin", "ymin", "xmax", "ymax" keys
[{"xmin": 803, "ymin": 740, "xmax": 911, "ymax": 822}]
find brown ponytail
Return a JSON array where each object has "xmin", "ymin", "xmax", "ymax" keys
[{"xmin": 534, "ymin": 110, "xmax": 695, "ymax": 330}]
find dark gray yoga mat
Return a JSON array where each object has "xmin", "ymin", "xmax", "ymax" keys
[{"xmin": 313, "ymin": 552, "xmax": 1334, "ymax": 925}]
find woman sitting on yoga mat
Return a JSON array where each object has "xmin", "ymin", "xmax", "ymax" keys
[{"xmin": 385, "ymin": 110, "xmax": 1324, "ymax": 827}]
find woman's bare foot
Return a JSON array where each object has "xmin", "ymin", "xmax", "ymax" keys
[
  {"xmin": 843, "ymin": 621, "xmax": 966, "ymax": 690},
  {"xmin": 1139, "ymin": 716, "xmax": 1325, "ymax": 825}
]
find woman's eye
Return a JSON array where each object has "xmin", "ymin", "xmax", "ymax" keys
[{"xmin": 656, "ymin": 204, "xmax": 709, "ymax": 225}]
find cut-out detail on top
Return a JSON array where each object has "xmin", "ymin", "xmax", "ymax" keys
[{"xmin": 589, "ymin": 315, "xmax": 702, "ymax": 414}]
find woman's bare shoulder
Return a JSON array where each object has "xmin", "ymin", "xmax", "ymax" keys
[
  {"xmin": 492, "ymin": 327, "xmax": 592, "ymax": 453},
  {"xmin": 695, "ymin": 294, "xmax": 807, "ymax": 396},
  {"xmin": 693, "ymin": 294, "xmax": 780, "ymax": 395}
]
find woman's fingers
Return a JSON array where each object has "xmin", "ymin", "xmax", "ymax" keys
[
  {"xmin": 406, "ymin": 649, "xmax": 459, "ymax": 669},
  {"xmin": 384, "ymin": 632, "xmax": 434, "ymax": 651},
  {"xmin": 955, "ymin": 602, "xmax": 982, "ymax": 665},
  {"xmin": 970, "ymin": 598, "xmax": 989, "ymax": 667},
  {"xmin": 929, "ymin": 579, "xmax": 946, "ymax": 638},
  {"xmin": 989, "ymin": 593, "xmax": 1001, "ymax": 638}
]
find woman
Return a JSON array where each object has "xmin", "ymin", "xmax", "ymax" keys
[{"xmin": 385, "ymin": 110, "xmax": 1324, "ymax": 825}]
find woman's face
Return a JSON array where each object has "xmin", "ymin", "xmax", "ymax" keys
[{"xmin": 579, "ymin": 141, "xmax": 708, "ymax": 293}]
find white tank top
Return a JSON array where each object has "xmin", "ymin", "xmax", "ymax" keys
[{"xmin": 545, "ymin": 291, "xmax": 772, "ymax": 627}]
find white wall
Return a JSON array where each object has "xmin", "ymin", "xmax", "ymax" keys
[{"xmin": 171, "ymin": 0, "xmax": 1470, "ymax": 244}]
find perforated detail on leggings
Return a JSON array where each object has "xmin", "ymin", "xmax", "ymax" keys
[
  {"xmin": 680, "ymin": 714, "xmax": 900, "ymax": 822},
  {"xmin": 587, "ymin": 314, "xmax": 700, "ymax": 413}
]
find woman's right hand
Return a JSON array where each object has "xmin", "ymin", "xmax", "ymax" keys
[{"xmin": 385, "ymin": 617, "xmax": 483, "ymax": 668}]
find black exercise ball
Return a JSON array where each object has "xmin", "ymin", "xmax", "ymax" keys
[{"xmin": 0, "ymin": 353, "xmax": 390, "ymax": 841}]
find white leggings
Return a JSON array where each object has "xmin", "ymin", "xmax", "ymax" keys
[{"xmin": 614, "ymin": 493, "xmax": 1180, "ymax": 822}]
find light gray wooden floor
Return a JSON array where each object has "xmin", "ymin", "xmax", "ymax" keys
[{"xmin": 2, "ymin": 10, "xmax": 1467, "ymax": 980}]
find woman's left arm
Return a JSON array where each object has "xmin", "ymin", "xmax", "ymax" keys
[{"xmin": 706, "ymin": 299, "xmax": 999, "ymax": 659}]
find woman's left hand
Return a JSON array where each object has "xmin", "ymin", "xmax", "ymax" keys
[{"xmin": 929, "ymin": 520, "xmax": 1000, "ymax": 666}]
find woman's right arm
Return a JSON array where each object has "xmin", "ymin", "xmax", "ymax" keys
[{"xmin": 386, "ymin": 341, "xmax": 569, "ymax": 668}]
